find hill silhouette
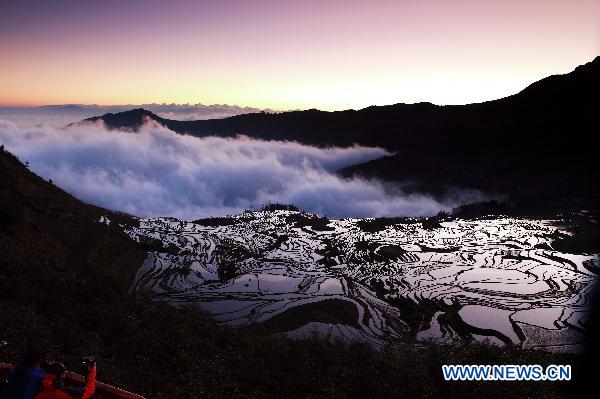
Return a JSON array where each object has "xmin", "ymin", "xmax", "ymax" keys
[
  {"xmin": 78, "ymin": 108, "xmax": 167, "ymax": 131},
  {"xmin": 84, "ymin": 57, "xmax": 600, "ymax": 207}
]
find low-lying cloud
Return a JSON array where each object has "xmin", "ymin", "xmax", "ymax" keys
[{"xmin": 0, "ymin": 119, "xmax": 487, "ymax": 219}]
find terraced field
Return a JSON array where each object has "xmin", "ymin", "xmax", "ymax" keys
[{"xmin": 107, "ymin": 211, "xmax": 598, "ymax": 351}]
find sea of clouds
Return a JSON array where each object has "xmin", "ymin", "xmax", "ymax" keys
[{"xmin": 0, "ymin": 114, "xmax": 487, "ymax": 219}]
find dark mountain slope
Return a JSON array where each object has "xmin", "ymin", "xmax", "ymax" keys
[
  {"xmin": 0, "ymin": 148, "xmax": 144, "ymax": 296},
  {"xmin": 341, "ymin": 57, "xmax": 599, "ymax": 203},
  {"xmin": 83, "ymin": 57, "xmax": 600, "ymax": 204}
]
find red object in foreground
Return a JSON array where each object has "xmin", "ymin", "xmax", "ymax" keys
[{"xmin": 1, "ymin": 363, "xmax": 145, "ymax": 399}]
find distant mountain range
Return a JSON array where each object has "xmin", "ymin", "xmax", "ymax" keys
[
  {"xmin": 0, "ymin": 103, "xmax": 278, "ymax": 122},
  {"xmin": 80, "ymin": 56, "xmax": 600, "ymax": 207}
]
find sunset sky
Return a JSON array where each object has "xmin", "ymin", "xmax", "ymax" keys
[{"xmin": 1, "ymin": 0, "xmax": 598, "ymax": 110}]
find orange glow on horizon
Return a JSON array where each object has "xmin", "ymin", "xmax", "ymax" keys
[{"xmin": 1, "ymin": 0, "xmax": 598, "ymax": 111}]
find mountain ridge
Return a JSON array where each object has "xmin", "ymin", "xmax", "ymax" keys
[
  {"xmin": 78, "ymin": 56, "xmax": 600, "ymax": 206},
  {"xmin": 83, "ymin": 56, "xmax": 600, "ymax": 132}
]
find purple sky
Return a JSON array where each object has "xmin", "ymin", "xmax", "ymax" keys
[{"xmin": 1, "ymin": 0, "xmax": 598, "ymax": 109}]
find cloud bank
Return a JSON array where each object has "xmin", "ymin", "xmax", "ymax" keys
[{"xmin": 0, "ymin": 118, "xmax": 487, "ymax": 219}]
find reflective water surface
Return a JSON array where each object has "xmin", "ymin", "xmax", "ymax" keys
[{"xmin": 115, "ymin": 211, "xmax": 598, "ymax": 351}]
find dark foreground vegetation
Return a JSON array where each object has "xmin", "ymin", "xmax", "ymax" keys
[{"xmin": 0, "ymin": 148, "xmax": 596, "ymax": 398}]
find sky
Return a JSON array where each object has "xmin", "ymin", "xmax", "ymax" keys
[{"xmin": 1, "ymin": 0, "xmax": 599, "ymax": 110}]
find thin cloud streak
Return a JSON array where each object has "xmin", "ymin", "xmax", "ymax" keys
[{"xmin": 0, "ymin": 103, "xmax": 280, "ymax": 129}]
